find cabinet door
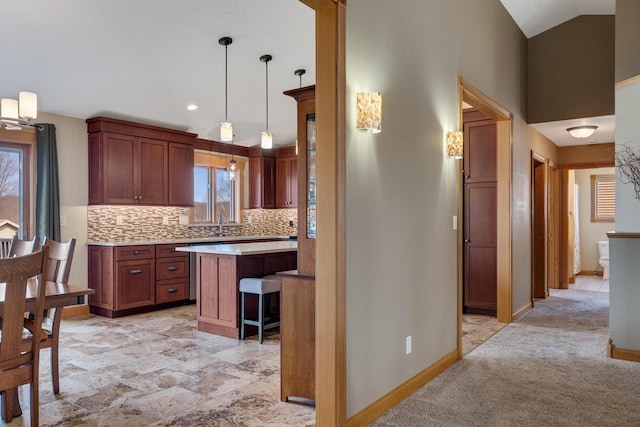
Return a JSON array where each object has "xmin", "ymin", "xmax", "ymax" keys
[
  {"xmin": 276, "ymin": 156, "xmax": 297, "ymax": 208},
  {"xmin": 116, "ymin": 259, "xmax": 155, "ymax": 310},
  {"xmin": 276, "ymin": 157, "xmax": 290, "ymax": 208},
  {"xmin": 103, "ymin": 132, "xmax": 137, "ymax": 204},
  {"xmin": 88, "ymin": 246, "xmax": 114, "ymax": 309},
  {"xmin": 168, "ymin": 142, "xmax": 194, "ymax": 206},
  {"xmin": 138, "ymin": 138, "xmax": 168, "ymax": 205},
  {"xmin": 249, "ymin": 157, "xmax": 275, "ymax": 208}
]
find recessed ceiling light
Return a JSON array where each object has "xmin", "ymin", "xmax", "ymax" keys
[{"xmin": 187, "ymin": 104, "xmax": 198, "ymax": 111}]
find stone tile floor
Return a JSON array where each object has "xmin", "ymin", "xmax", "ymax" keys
[
  {"xmin": 2, "ymin": 305, "xmax": 315, "ymax": 426},
  {"xmin": 570, "ymin": 274, "xmax": 609, "ymax": 293}
]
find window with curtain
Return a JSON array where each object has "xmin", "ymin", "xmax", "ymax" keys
[
  {"xmin": 591, "ymin": 174, "xmax": 615, "ymax": 222},
  {"xmin": 0, "ymin": 141, "xmax": 32, "ymax": 239}
]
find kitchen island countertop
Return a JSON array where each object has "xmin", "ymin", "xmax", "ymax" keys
[
  {"xmin": 87, "ymin": 235, "xmax": 292, "ymax": 247},
  {"xmin": 176, "ymin": 240, "xmax": 297, "ymax": 256}
]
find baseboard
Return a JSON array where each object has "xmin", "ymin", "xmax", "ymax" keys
[
  {"xmin": 512, "ymin": 302, "xmax": 532, "ymax": 321},
  {"xmin": 578, "ymin": 270, "xmax": 603, "ymax": 277},
  {"xmin": 62, "ymin": 304, "xmax": 90, "ymax": 318},
  {"xmin": 346, "ymin": 349, "xmax": 458, "ymax": 427},
  {"xmin": 608, "ymin": 339, "xmax": 640, "ymax": 362}
]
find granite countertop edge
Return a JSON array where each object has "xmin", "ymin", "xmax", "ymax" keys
[{"xmin": 87, "ymin": 235, "xmax": 293, "ymax": 247}]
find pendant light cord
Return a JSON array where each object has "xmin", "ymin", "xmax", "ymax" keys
[
  {"xmin": 224, "ymin": 44, "xmax": 228, "ymax": 122},
  {"xmin": 265, "ymin": 59, "xmax": 269, "ymax": 132}
]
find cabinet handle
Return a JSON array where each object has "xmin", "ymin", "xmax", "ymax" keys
[
  {"xmin": 130, "ymin": 269, "xmax": 143, "ymax": 275},
  {"xmin": 134, "ymin": 250, "xmax": 140, "ymax": 255},
  {"xmin": 464, "ymin": 239, "xmax": 470, "ymax": 243},
  {"xmin": 167, "ymin": 288, "xmax": 178, "ymax": 293},
  {"xmin": 167, "ymin": 266, "xmax": 178, "ymax": 272},
  {"xmin": 170, "ymin": 248, "xmax": 176, "ymax": 252}
]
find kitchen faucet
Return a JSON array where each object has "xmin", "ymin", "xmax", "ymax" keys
[{"xmin": 217, "ymin": 212, "xmax": 224, "ymax": 234}]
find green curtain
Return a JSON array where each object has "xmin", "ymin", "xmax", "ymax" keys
[{"xmin": 35, "ymin": 123, "xmax": 61, "ymax": 241}]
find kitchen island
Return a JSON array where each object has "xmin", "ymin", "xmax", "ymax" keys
[{"xmin": 177, "ymin": 241, "xmax": 297, "ymax": 338}]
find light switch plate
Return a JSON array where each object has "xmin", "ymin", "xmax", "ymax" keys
[
  {"xmin": 60, "ymin": 215, "xmax": 67, "ymax": 226},
  {"xmin": 453, "ymin": 215, "xmax": 458, "ymax": 230},
  {"xmin": 116, "ymin": 215, "xmax": 123, "ymax": 226},
  {"xmin": 162, "ymin": 216, "xmax": 169, "ymax": 225},
  {"xmin": 406, "ymin": 336, "xmax": 412, "ymax": 355}
]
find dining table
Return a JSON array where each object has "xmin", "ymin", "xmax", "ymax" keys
[{"xmin": 0, "ymin": 280, "xmax": 94, "ymax": 422}]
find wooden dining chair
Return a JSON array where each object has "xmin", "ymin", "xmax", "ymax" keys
[
  {"xmin": 7, "ymin": 235, "xmax": 38, "ymax": 257},
  {"xmin": 0, "ymin": 248, "xmax": 49, "ymax": 426},
  {"xmin": 37, "ymin": 237, "xmax": 76, "ymax": 394}
]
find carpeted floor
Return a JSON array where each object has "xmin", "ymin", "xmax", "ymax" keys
[{"xmin": 372, "ymin": 289, "xmax": 640, "ymax": 427}]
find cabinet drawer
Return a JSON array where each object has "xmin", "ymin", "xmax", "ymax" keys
[
  {"xmin": 155, "ymin": 256, "xmax": 188, "ymax": 280},
  {"xmin": 115, "ymin": 245, "xmax": 155, "ymax": 261},
  {"xmin": 156, "ymin": 243, "xmax": 188, "ymax": 258},
  {"xmin": 115, "ymin": 259, "xmax": 155, "ymax": 310},
  {"xmin": 156, "ymin": 279, "xmax": 188, "ymax": 303}
]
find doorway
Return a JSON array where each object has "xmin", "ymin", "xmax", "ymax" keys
[
  {"xmin": 463, "ymin": 109, "xmax": 497, "ymax": 316},
  {"xmin": 531, "ymin": 152, "xmax": 548, "ymax": 300}
]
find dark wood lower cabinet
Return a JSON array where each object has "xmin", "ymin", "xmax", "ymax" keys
[
  {"xmin": 194, "ymin": 250, "xmax": 297, "ymax": 339},
  {"xmin": 88, "ymin": 243, "xmax": 189, "ymax": 318}
]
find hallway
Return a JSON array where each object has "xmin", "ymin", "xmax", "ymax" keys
[{"xmin": 373, "ymin": 288, "xmax": 640, "ymax": 426}]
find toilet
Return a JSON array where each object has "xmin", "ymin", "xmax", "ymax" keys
[{"xmin": 597, "ymin": 240, "xmax": 609, "ymax": 280}]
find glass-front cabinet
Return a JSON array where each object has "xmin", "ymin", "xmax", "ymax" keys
[
  {"xmin": 306, "ymin": 113, "xmax": 316, "ymax": 239},
  {"xmin": 284, "ymin": 85, "xmax": 316, "ymax": 276}
]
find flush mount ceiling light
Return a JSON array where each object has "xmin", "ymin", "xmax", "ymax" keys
[
  {"xmin": 0, "ymin": 91, "xmax": 41, "ymax": 130},
  {"xmin": 260, "ymin": 54, "xmax": 273, "ymax": 149},
  {"xmin": 219, "ymin": 36, "xmax": 234, "ymax": 142},
  {"xmin": 567, "ymin": 125, "xmax": 597, "ymax": 139},
  {"xmin": 356, "ymin": 92, "xmax": 382, "ymax": 134},
  {"xmin": 446, "ymin": 130, "xmax": 464, "ymax": 159}
]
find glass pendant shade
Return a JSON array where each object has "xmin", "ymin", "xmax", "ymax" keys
[
  {"xmin": 1, "ymin": 98, "xmax": 21, "ymax": 129},
  {"xmin": 220, "ymin": 121, "xmax": 233, "ymax": 142},
  {"xmin": 261, "ymin": 131, "xmax": 273, "ymax": 149},
  {"xmin": 229, "ymin": 158, "xmax": 237, "ymax": 181},
  {"xmin": 19, "ymin": 91, "xmax": 37, "ymax": 120}
]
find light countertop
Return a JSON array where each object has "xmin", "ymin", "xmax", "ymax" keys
[
  {"xmin": 176, "ymin": 240, "xmax": 297, "ymax": 256},
  {"xmin": 87, "ymin": 235, "xmax": 292, "ymax": 247}
]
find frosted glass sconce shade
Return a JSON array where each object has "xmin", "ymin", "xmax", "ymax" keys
[
  {"xmin": 446, "ymin": 131, "xmax": 464, "ymax": 159},
  {"xmin": 356, "ymin": 92, "xmax": 382, "ymax": 133}
]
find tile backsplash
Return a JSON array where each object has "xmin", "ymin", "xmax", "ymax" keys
[{"xmin": 87, "ymin": 206, "xmax": 297, "ymax": 242}]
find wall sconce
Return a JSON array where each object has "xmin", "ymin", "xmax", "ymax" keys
[
  {"xmin": 446, "ymin": 130, "xmax": 463, "ymax": 159},
  {"xmin": 356, "ymin": 92, "xmax": 382, "ymax": 134},
  {"xmin": 567, "ymin": 125, "xmax": 597, "ymax": 138}
]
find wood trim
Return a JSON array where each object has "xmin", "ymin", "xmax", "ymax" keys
[
  {"xmin": 579, "ymin": 270, "xmax": 603, "ymax": 277},
  {"xmin": 305, "ymin": 0, "xmax": 347, "ymax": 425},
  {"xmin": 561, "ymin": 160, "xmax": 614, "ymax": 170},
  {"xmin": 275, "ymin": 146, "xmax": 297, "ymax": 158},
  {"xmin": 559, "ymin": 167, "xmax": 570, "ymax": 289},
  {"xmin": 62, "ymin": 304, "xmax": 90, "ymax": 318},
  {"xmin": 615, "ymin": 74, "xmax": 640, "ymax": 89},
  {"xmin": 607, "ymin": 231, "xmax": 640, "ymax": 239},
  {"xmin": 86, "ymin": 116, "xmax": 197, "ymax": 145},
  {"xmin": 346, "ymin": 349, "xmax": 458, "ymax": 427},
  {"xmin": 496, "ymin": 120, "xmax": 512, "ymax": 323},
  {"xmin": 194, "ymin": 139, "xmax": 250, "ymax": 157},
  {"xmin": 530, "ymin": 151, "xmax": 548, "ymax": 301},
  {"xmin": 609, "ymin": 339, "xmax": 640, "ymax": 362},
  {"xmin": 460, "ymin": 78, "xmax": 513, "ymax": 121},
  {"xmin": 512, "ymin": 302, "xmax": 532, "ymax": 321},
  {"xmin": 0, "ymin": 127, "xmax": 36, "ymax": 145}
]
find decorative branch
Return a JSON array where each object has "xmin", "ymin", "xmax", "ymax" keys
[{"xmin": 616, "ymin": 143, "xmax": 640, "ymax": 200}]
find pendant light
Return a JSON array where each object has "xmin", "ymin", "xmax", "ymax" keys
[
  {"xmin": 260, "ymin": 54, "xmax": 273, "ymax": 149},
  {"xmin": 293, "ymin": 69, "xmax": 305, "ymax": 155},
  {"xmin": 219, "ymin": 36, "xmax": 233, "ymax": 142}
]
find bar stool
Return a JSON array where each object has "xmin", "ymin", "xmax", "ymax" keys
[{"xmin": 239, "ymin": 275, "xmax": 281, "ymax": 343}]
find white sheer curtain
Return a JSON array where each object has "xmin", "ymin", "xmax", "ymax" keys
[{"xmin": 574, "ymin": 181, "xmax": 581, "ymax": 274}]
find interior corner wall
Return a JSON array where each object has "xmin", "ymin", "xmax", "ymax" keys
[
  {"xmin": 527, "ymin": 15, "xmax": 615, "ymax": 124},
  {"xmin": 345, "ymin": 0, "xmax": 528, "ymax": 417},
  {"xmin": 37, "ymin": 112, "xmax": 88, "ymax": 289},
  {"xmin": 615, "ymin": 0, "xmax": 640, "ymax": 83}
]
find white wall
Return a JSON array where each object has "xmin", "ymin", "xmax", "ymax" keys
[
  {"xmin": 345, "ymin": 0, "xmax": 529, "ymax": 416},
  {"xmin": 610, "ymin": 80, "xmax": 640, "ymax": 351},
  {"xmin": 574, "ymin": 167, "xmax": 615, "ymax": 272},
  {"xmin": 38, "ymin": 112, "xmax": 88, "ymax": 288}
]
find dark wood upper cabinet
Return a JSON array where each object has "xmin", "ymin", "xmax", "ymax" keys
[
  {"xmin": 249, "ymin": 147, "xmax": 275, "ymax": 209},
  {"xmin": 276, "ymin": 146, "xmax": 298, "ymax": 208},
  {"xmin": 168, "ymin": 142, "xmax": 194, "ymax": 207},
  {"xmin": 87, "ymin": 117, "xmax": 196, "ymax": 206}
]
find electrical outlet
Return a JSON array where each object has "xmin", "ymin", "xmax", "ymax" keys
[
  {"xmin": 60, "ymin": 215, "xmax": 67, "ymax": 226},
  {"xmin": 289, "ymin": 220, "xmax": 295, "ymax": 227},
  {"xmin": 179, "ymin": 215, "xmax": 189, "ymax": 225},
  {"xmin": 162, "ymin": 216, "xmax": 169, "ymax": 225},
  {"xmin": 116, "ymin": 215, "xmax": 123, "ymax": 226},
  {"xmin": 406, "ymin": 336, "xmax": 412, "ymax": 355}
]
